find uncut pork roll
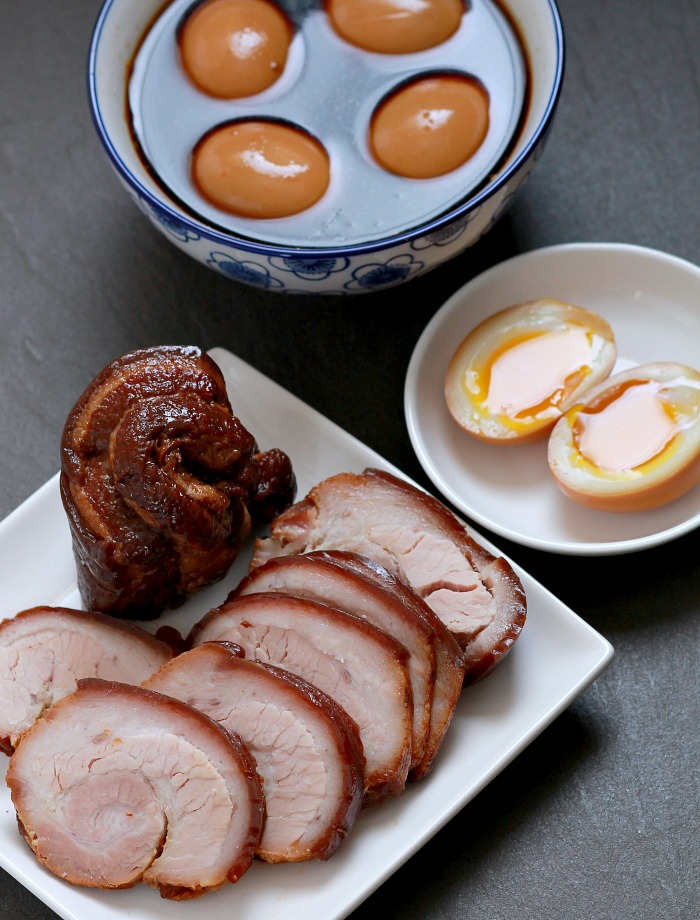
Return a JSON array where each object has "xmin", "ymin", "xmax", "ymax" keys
[
  {"xmin": 6, "ymin": 679, "xmax": 264, "ymax": 899},
  {"xmin": 250, "ymin": 468, "xmax": 526, "ymax": 684},
  {"xmin": 231, "ymin": 549, "xmax": 466, "ymax": 778},
  {"xmin": 144, "ymin": 641, "xmax": 365, "ymax": 863},
  {"xmin": 60, "ymin": 345, "xmax": 296, "ymax": 620},
  {"xmin": 0, "ymin": 605, "xmax": 175, "ymax": 755},
  {"xmin": 189, "ymin": 592, "xmax": 414, "ymax": 804}
]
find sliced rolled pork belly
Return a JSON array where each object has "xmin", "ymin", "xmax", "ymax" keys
[
  {"xmin": 60, "ymin": 345, "xmax": 296, "ymax": 620},
  {"xmin": 0, "ymin": 606, "xmax": 174, "ymax": 754},
  {"xmin": 250, "ymin": 468, "xmax": 526, "ymax": 684},
  {"xmin": 6, "ymin": 679, "xmax": 264, "ymax": 899},
  {"xmin": 144, "ymin": 641, "xmax": 364, "ymax": 862},
  {"xmin": 318, "ymin": 550, "xmax": 466, "ymax": 779},
  {"xmin": 231, "ymin": 549, "xmax": 465, "ymax": 778},
  {"xmin": 189, "ymin": 592, "xmax": 414, "ymax": 803}
]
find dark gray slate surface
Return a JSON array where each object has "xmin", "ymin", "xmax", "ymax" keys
[{"xmin": 0, "ymin": 0, "xmax": 698, "ymax": 918}]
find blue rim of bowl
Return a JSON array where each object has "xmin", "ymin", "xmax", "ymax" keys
[{"xmin": 87, "ymin": 0, "xmax": 565, "ymax": 260}]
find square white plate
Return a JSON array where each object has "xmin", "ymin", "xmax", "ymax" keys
[{"xmin": 0, "ymin": 347, "xmax": 613, "ymax": 920}]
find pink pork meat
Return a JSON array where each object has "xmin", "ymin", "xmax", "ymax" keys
[
  {"xmin": 144, "ymin": 641, "xmax": 364, "ymax": 862},
  {"xmin": 250, "ymin": 468, "xmax": 527, "ymax": 684},
  {"xmin": 320, "ymin": 550, "xmax": 467, "ymax": 779},
  {"xmin": 6, "ymin": 679, "xmax": 264, "ymax": 899},
  {"xmin": 231, "ymin": 549, "xmax": 465, "ymax": 778},
  {"xmin": 0, "ymin": 606, "xmax": 174, "ymax": 754},
  {"xmin": 189, "ymin": 592, "xmax": 414, "ymax": 803}
]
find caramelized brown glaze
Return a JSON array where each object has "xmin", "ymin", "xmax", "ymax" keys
[{"xmin": 60, "ymin": 346, "xmax": 295, "ymax": 619}]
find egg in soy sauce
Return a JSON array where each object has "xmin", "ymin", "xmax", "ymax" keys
[
  {"xmin": 128, "ymin": 0, "xmax": 526, "ymax": 243},
  {"xmin": 326, "ymin": 0, "xmax": 465, "ymax": 54},
  {"xmin": 178, "ymin": 0, "xmax": 293, "ymax": 99},
  {"xmin": 192, "ymin": 119, "xmax": 330, "ymax": 218},
  {"xmin": 369, "ymin": 74, "xmax": 489, "ymax": 179}
]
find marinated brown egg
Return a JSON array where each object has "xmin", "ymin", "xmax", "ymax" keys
[
  {"xmin": 369, "ymin": 74, "xmax": 489, "ymax": 179},
  {"xmin": 444, "ymin": 299, "xmax": 617, "ymax": 444},
  {"xmin": 327, "ymin": 0, "xmax": 465, "ymax": 55},
  {"xmin": 179, "ymin": 0, "xmax": 293, "ymax": 99},
  {"xmin": 547, "ymin": 362, "xmax": 700, "ymax": 512},
  {"xmin": 192, "ymin": 119, "xmax": 331, "ymax": 218},
  {"xmin": 127, "ymin": 0, "xmax": 527, "ymax": 247}
]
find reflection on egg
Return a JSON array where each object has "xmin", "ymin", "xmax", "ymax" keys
[
  {"xmin": 179, "ymin": 0, "xmax": 293, "ymax": 99},
  {"xmin": 369, "ymin": 74, "xmax": 489, "ymax": 179},
  {"xmin": 548, "ymin": 362, "xmax": 700, "ymax": 512},
  {"xmin": 326, "ymin": 0, "xmax": 465, "ymax": 54},
  {"xmin": 444, "ymin": 299, "xmax": 618, "ymax": 443},
  {"xmin": 192, "ymin": 120, "xmax": 331, "ymax": 218}
]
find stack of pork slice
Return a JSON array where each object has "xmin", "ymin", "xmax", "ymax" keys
[{"xmin": 2, "ymin": 468, "xmax": 526, "ymax": 901}]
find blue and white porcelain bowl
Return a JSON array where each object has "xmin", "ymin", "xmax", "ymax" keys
[{"xmin": 88, "ymin": 0, "xmax": 564, "ymax": 295}]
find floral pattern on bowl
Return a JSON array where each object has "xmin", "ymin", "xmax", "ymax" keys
[{"xmin": 89, "ymin": 0, "xmax": 564, "ymax": 295}]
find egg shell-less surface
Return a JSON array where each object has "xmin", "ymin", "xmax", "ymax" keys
[
  {"xmin": 444, "ymin": 298, "xmax": 617, "ymax": 444},
  {"xmin": 547, "ymin": 361, "xmax": 700, "ymax": 513}
]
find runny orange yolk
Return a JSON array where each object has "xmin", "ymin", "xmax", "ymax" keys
[
  {"xmin": 369, "ymin": 74, "xmax": 489, "ymax": 179},
  {"xmin": 479, "ymin": 327, "xmax": 594, "ymax": 424},
  {"xmin": 326, "ymin": 0, "xmax": 465, "ymax": 54},
  {"xmin": 192, "ymin": 120, "xmax": 331, "ymax": 219},
  {"xmin": 179, "ymin": 0, "xmax": 293, "ymax": 99},
  {"xmin": 570, "ymin": 379, "xmax": 678, "ymax": 475}
]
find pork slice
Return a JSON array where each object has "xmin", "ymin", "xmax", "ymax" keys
[
  {"xmin": 6, "ymin": 679, "xmax": 264, "ymax": 899},
  {"xmin": 144, "ymin": 641, "xmax": 364, "ymax": 862},
  {"xmin": 231, "ymin": 551, "xmax": 448, "ymax": 774},
  {"xmin": 312, "ymin": 551, "xmax": 466, "ymax": 780},
  {"xmin": 188, "ymin": 592, "xmax": 413, "ymax": 804},
  {"xmin": 0, "ymin": 606, "xmax": 175, "ymax": 754},
  {"xmin": 251, "ymin": 468, "xmax": 527, "ymax": 684}
]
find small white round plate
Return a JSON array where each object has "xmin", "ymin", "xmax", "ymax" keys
[{"xmin": 404, "ymin": 242, "xmax": 700, "ymax": 555}]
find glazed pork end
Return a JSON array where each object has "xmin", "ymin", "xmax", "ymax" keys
[{"xmin": 60, "ymin": 345, "xmax": 296, "ymax": 620}]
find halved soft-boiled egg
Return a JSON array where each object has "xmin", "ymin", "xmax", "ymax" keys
[
  {"xmin": 547, "ymin": 362, "xmax": 700, "ymax": 512},
  {"xmin": 444, "ymin": 299, "xmax": 617, "ymax": 444}
]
